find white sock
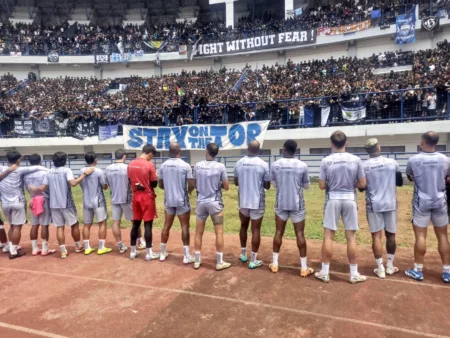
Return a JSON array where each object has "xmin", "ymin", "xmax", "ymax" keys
[
  {"xmin": 117, "ymin": 241, "xmax": 124, "ymax": 249},
  {"xmin": 414, "ymin": 263, "xmax": 423, "ymax": 272},
  {"xmin": 321, "ymin": 262, "xmax": 330, "ymax": 275},
  {"xmin": 2, "ymin": 242, "xmax": 9, "ymax": 251},
  {"xmin": 131, "ymin": 246, "xmax": 136, "ymax": 254},
  {"xmin": 10, "ymin": 245, "xmax": 18, "ymax": 255},
  {"xmin": 9, "ymin": 241, "xmax": 12, "ymax": 249},
  {"xmin": 241, "ymin": 247, "xmax": 247, "ymax": 256},
  {"xmin": 31, "ymin": 240, "xmax": 38, "ymax": 252},
  {"xmin": 350, "ymin": 264, "xmax": 359, "ymax": 277},
  {"xmin": 83, "ymin": 240, "xmax": 90, "ymax": 250},
  {"xmin": 251, "ymin": 251, "xmax": 258, "ymax": 263},
  {"xmin": 146, "ymin": 247, "xmax": 152, "ymax": 256},
  {"xmin": 300, "ymin": 257, "xmax": 307, "ymax": 270},
  {"xmin": 183, "ymin": 245, "xmax": 190, "ymax": 258},
  {"xmin": 195, "ymin": 251, "xmax": 201, "ymax": 263},
  {"xmin": 272, "ymin": 252, "xmax": 279, "ymax": 266},
  {"xmin": 98, "ymin": 240, "xmax": 105, "ymax": 250},
  {"xmin": 376, "ymin": 258, "xmax": 385, "ymax": 271},
  {"xmin": 443, "ymin": 265, "xmax": 450, "ymax": 274},
  {"xmin": 160, "ymin": 243, "xmax": 167, "ymax": 254},
  {"xmin": 42, "ymin": 240, "xmax": 49, "ymax": 252},
  {"xmin": 387, "ymin": 254, "xmax": 395, "ymax": 269},
  {"xmin": 60, "ymin": 244, "xmax": 67, "ymax": 253},
  {"xmin": 75, "ymin": 241, "xmax": 82, "ymax": 249},
  {"xmin": 217, "ymin": 252, "xmax": 223, "ymax": 264}
]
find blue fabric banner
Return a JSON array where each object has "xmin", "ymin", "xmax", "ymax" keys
[
  {"xmin": 99, "ymin": 124, "xmax": 118, "ymax": 140},
  {"xmin": 371, "ymin": 9, "xmax": 381, "ymax": 19},
  {"xmin": 303, "ymin": 108, "xmax": 314, "ymax": 127},
  {"xmin": 395, "ymin": 14, "xmax": 416, "ymax": 44}
]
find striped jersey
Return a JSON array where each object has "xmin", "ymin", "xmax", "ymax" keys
[
  {"xmin": 270, "ymin": 158, "xmax": 310, "ymax": 211},
  {"xmin": 105, "ymin": 162, "xmax": 132, "ymax": 205},
  {"xmin": 159, "ymin": 158, "xmax": 193, "ymax": 208},
  {"xmin": 234, "ymin": 156, "xmax": 270, "ymax": 210},
  {"xmin": 0, "ymin": 166, "xmax": 44, "ymax": 206},
  {"xmin": 319, "ymin": 152, "xmax": 365, "ymax": 201},
  {"xmin": 194, "ymin": 160, "xmax": 228, "ymax": 205},
  {"xmin": 363, "ymin": 156, "xmax": 400, "ymax": 212},
  {"xmin": 79, "ymin": 167, "xmax": 107, "ymax": 209},
  {"xmin": 406, "ymin": 152, "xmax": 450, "ymax": 210},
  {"xmin": 42, "ymin": 167, "xmax": 76, "ymax": 209}
]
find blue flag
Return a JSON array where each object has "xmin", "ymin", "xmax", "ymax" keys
[
  {"xmin": 303, "ymin": 107, "xmax": 314, "ymax": 127},
  {"xmin": 231, "ymin": 69, "xmax": 248, "ymax": 92},
  {"xmin": 395, "ymin": 14, "xmax": 415, "ymax": 44},
  {"xmin": 99, "ymin": 124, "xmax": 119, "ymax": 140},
  {"xmin": 371, "ymin": 9, "xmax": 381, "ymax": 19},
  {"xmin": 294, "ymin": 8, "xmax": 303, "ymax": 16}
]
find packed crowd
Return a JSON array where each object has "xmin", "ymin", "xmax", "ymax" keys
[
  {"xmin": 0, "ymin": 0, "xmax": 443, "ymax": 56},
  {"xmin": 0, "ymin": 42, "xmax": 449, "ymax": 135}
]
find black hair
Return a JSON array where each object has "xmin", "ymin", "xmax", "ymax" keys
[
  {"xmin": 207, "ymin": 143, "xmax": 219, "ymax": 158},
  {"xmin": 283, "ymin": 139, "xmax": 297, "ymax": 155},
  {"xmin": 84, "ymin": 151, "xmax": 97, "ymax": 165},
  {"xmin": 7, "ymin": 151, "xmax": 21, "ymax": 164},
  {"xmin": 143, "ymin": 144, "xmax": 157, "ymax": 155},
  {"xmin": 53, "ymin": 152, "xmax": 67, "ymax": 168},
  {"xmin": 29, "ymin": 153, "xmax": 41, "ymax": 165},
  {"xmin": 115, "ymin": 149, "xmax": 126, "ymax": 160}
]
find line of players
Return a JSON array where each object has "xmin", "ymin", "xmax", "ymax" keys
[{"xmin": 0, "ymin": 130, "xmax": 449, "ymax": 284}]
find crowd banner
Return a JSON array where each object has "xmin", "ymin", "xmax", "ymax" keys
[
  {"xmin": 179, "ymin": 45, "xmax": 187, "ymax": 54},
  {"xmin": 317, "ymin": 20, "xmax": 371, "ymax": 36},
  {"xmin": 421, "ymin": 16, "xmax": 440, "ymax": 31},
  {"xmin": 47, "ymin": 50, "xmax": 59, "ymax": 63},
  {"xmin": 341, "ymin": 103, "xmax": 366, "ymax": 123},
  {"xmin": 111, "ymin": 52, "xmax": 132, "ymax": 62},
  {"xmin": 194, "ymin": 30, "xmax": 316, "ymax": 57},
  {"xmin": 99, "ymin": 124, "xmax": 118, "ymax": 140},
  {"xmin": 14, "ymin": 119, "xmax": 34, "ymax": 136},
  {"xmin": 395, "ymin": 14, "xmax": 416, "ymax": 44},
  {"xmin": 94, "ymin": 53, "xmax": 110, "ymax": 64},
  {"xmin": 35, "ymin": 119, "xmax": 55, "ymax": 135},
  {"xmin": 10, "ymin": 52, "xmax": 22, "ymax": 57},
  {"xmin": 124, "ymin": 121, "xmax": 270, "ymax": 151},
  {"xmin": 73, "ymin": 120, "xmax": 97, "ymax": 140}
]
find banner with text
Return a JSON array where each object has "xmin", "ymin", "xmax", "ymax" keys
[
  {"xmin": 395, "ymin": 14, "xmax": 416, "ymax": 44},
  {"xmin": 317, "ymin": 20, "xmax": 371, "ymax": 36},
  {"xmin": 124, "ymin": 121, "xmax": 270, "ymax": 150},
  {"xmin": 14, "ymin": 119, "xmax": 34, "ymax": 136},
  {"xmin": 194, "ymin": 31, "xmax": 316, "ymax": 57},
  {"xmin": 341, "ymin": 103, "xmax": 366, "ymax": 123}
]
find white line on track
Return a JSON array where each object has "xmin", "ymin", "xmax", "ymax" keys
[
  {"xmin": 0, "ymin": 321, "xmax": 68, "ymax": 338},
  {"xmin": 1, "ymin": 267, "xmax": 449, "ymax": 338}
]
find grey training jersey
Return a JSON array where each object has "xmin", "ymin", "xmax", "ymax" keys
[
  {"xmin": 24, "ymin": 166, "xmax": 50, "ymax": 199},
  {"xmin": 319, "ymin": 152, "xmax": 365, "ymax": 200},
  {"xmin": 363, "ymin": 156, "xmax": 400, "ymax": 212},
  {"xmin": 234, "ymin": 156, "xmax": 270, "ymax": 210},
  {"xmin": 79, "ymin": 167, "xmax": 107, "ymax": 209},
  {"xmin": 406, "ymin": 152, "xmax": 450, "ymax": 210},
  {"xmin": 0, "ymin": 166, "xmax": 43, "ymax": 206},
  {"xmin": 159, "ymin": 158, "xmax": 193, "ymax": 208},
  {"xmin": 194, "ymin": 160, "xmax": 228, "ymax": 205},
  {"xmin": 43, "ymin": 167, "xmax": 75, "ymax": 209},
  {"xmin": 105, "ymin": 162, "xmax": 132, "ymax": 205},
  {"xmin": 271, "ymin": 158, "xmax": 310, "ymax": 211}
]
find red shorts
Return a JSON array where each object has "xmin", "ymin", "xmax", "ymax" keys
[{"xmin": 132, "ymin": 193, "xmax": 157, "ymax": 221}]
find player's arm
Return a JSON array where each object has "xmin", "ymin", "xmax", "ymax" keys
[
  {"xmin": 101, "ymin": 171, "xmax": 108, "ymax": 190},
  {"xmin": 303, "ymin": 166, "xmax": 310, "ymax": 190},
  {"xmin": 263, "ymin": 165, "xmax": 270, "ymax": 190},
  {"xmin": 0, "ymin": 164, "xmax": 18, "ymax": 181},
  {"xmin": 158, "ymin": 179, "xmax": 164, "ymax": 190},
  {"xmin": 233, "ymin": 163, "xmax": 239, "ymax": 186},
  {"xmin": 406, "ymin": 159, "xmax": 414, "ymax": 182},
  {"xmin": 186, "ymin": 164, "xmax": 195, "ymax": 194},
  {"xmin": 149, "ymin": 163, "xmax": 158, "ymax": 189},
  {"xmin": 69, "ymin": 167, "xmax": 94, "ymax": 187},
  {"xmin": 355, "ymin": 159, "xmax": 367, "ymax": 190},
  {"xmin": 28, "ymin": 184, "xmax": 48, "ymax": 194},
  {"xmin": 395, "ymin": 162, "xmax": 403, "ymax": 187},
  {"xmin": 158, "ymin": 165, "xmax": 164, "ymax": 189},
  {"xmin": 318, "ymin": 159, "xmax": 328, "ymax": 190}
]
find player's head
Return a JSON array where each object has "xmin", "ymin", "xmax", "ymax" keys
[
  {"xmin": 7, "ymin": 151, "xmax": 21, "ymax": 165},
  {"xmin": 53, "ymin": 152, "xmax": 67, "ymax": 168},
  {"xmin": 421, "ymin": 131, "xmax": 439, "ymax": 151},
  {"xmin": 330, "ymin": 130, "xmax": 347, "ymax": 150},
  {"xmin": 283, "ymin": 139, "xmax": 297, "ymax": 156},
  {"xmin": 169, "ymin": 142, "xmax": 181, "ymax": 158},
  {"xmin": 142, "ymin": 144, "xmax": 157, "ymax": 161},
  {"xmin": 247, "ymin": 140, "xmax": 260, "ymax": 156},
  {"xmin": 364, "ymin": 138, "xmax": 380, "ymax": 156},
  {"xmin": 85, "ymin": 152, "xmax": 97, "ymax": 166},
  {"xmin": 29, "ymin": 153, "xmax": 42, "ymax": 166},
  {"xmin": 114, "ymin": 149, "xmax": 127, "ymax": 161},
  {"xmin": 206, "ymin": 143, "xmax": 219, "ymax": 159}
]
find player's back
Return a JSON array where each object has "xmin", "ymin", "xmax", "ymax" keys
[
  {"xmin": 194, "ymin": 160, "xmax": 227, "ymax": 205},
  {"xmin": 45, "ymin": 167, "xmax": 75, "ymax": 209},
  {"xmin": 271, "ymin": 158, "xmax": 309, "ymax": 211},
  {"xmin": 0, "ymin": 167, "xmax": 36, "ymax": 205},
  {"xmin": 160, "ymin": 158, "xmax": 192, "ymax": 208},
  {"xmin": 407, "ymin": 152, "xmax": 449, "ymax": 210},
  {"xmin": 234, "ymin": 156, "xmax": 270, "ymax": 209},
  {"xmin": 24, "ymin": 166, "xmax": 49, "ymax": 198},
  {"xmin": 80, "ymin": 167, "xmax": 107, "ymax": 209},
  {"xmin": 320, "ymin": 152, "xmax": 363, "ymax": 199},
  {"xmin": 106, "ymin": 162, "xmax": 132, "ymax": 204},
  {"xmin": 363, "ymin": 156, "xmax": 399, "ymax": 212}
]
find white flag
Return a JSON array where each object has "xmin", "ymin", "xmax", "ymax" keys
[{"xmin": 321, "ymin": 106, "xmax": 330, "ymax": 127}]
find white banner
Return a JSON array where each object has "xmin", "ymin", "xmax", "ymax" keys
[
  {"xmin": 341, "ymin": 104, "xmax": 366, "ymax": 123},
  {"xmin": 321, "ymin": 106, "xmax": 330, "ymax": 127},
  {"xmin": 124, "ymin": 121, "xmax": 270, "ymax": 151}
]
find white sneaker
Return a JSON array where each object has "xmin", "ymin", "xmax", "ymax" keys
[
  {"xmin": 119, "ymin": 245, "xmax": 128, "ymax": 254},
  {"xmin": 137, "ymin": 242, "xmax": 146, "ymax": 250},
  {"xmin": 349, "ymin": 274, "xmax": 367, "ymax": 284},
  {"xmin": 129, "ymin": 251, "xmax": 140, "ymax": 260},
  {"xmin": 2, "ymin": 246, "xmax": 9, "ymax": 253},
  {"xmin": 145, "ymin": 252, "xmax": 160, "ymax": 261},
  {"xmin": 159, "ymin": 252, "xmax": 168, "ymax": 261},
  {"xmin": 194, "ymin": 260, "xmax": 202, "ymax": 269},
  {"xmin": 216, "ymin": 261, "xmax": 231, "ymax": 271},
  {"xmin": 183, "ymin": 255, "xmax": 195, "ymax": 264},
  {"xmin": 374, "ymin": 268, "xmax": 386, "ymax": 279},
  {"xmin": 385, "ymin": 266, "xmax": 399, "ymax": 275},
  {"xmin": 315, "ymin": 272, "xmax": 330, "ymax": 283}
]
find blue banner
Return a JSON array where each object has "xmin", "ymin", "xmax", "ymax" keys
[
  {"xmin": 123, "ymin": 121, "xmax": 270, "ymax": 150},
  {"xmin": 371, "ymin": 9, "xmax": 381, "ymax": 19},
  {"xmin": 395, "ymin": 14, "xmax": 415, "ymax": 44},
  {"xmin": 99, "ymin": 124, "xmax": 118, "ymax": 140},
  {"xmin": 304, "ymin": 108, "xmax": 314, "ymax": 127}
]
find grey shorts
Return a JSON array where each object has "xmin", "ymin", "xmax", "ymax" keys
[
  {"xmin": 196, "ymin": 201, "xmax": 224, "ymax": 221},
  {"xmin": 240, "ymin": 208, "xmax": 265, "ymax": 220},
  {"xmin": 323, "ymin": 199, "xmax": 358, "ymax": 231},
  {"xmin": 83, "ymin": 206, "xmax": 108, "ymax": 224},
  {"xmin": 30, "ymin": 199, "xmax": 51, "ymax": 226},
  {"xmin": 165, "ymin": 205, "xmax": 191, "ymax": 216},
  {"xmin": 275, "ymin": 208, "xmax": 306, "ymax": 223},
  {"xmin": 2, "ymin": 204, "xmax": 27, "ymax": 226},
  {"xmin": 413, "ymin": 206, "xmax": 449, "ymax": 228},
  {"xmin": 112, "ymin": 203, "xmax": 133, "ymax": 221},
  {"xmin": 51, "ymin": 208, "xmax": 78, "ymax": 227},
  {"xmin": 367, "ymin": 210, "xmax": 397, "ymax": 233}
]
